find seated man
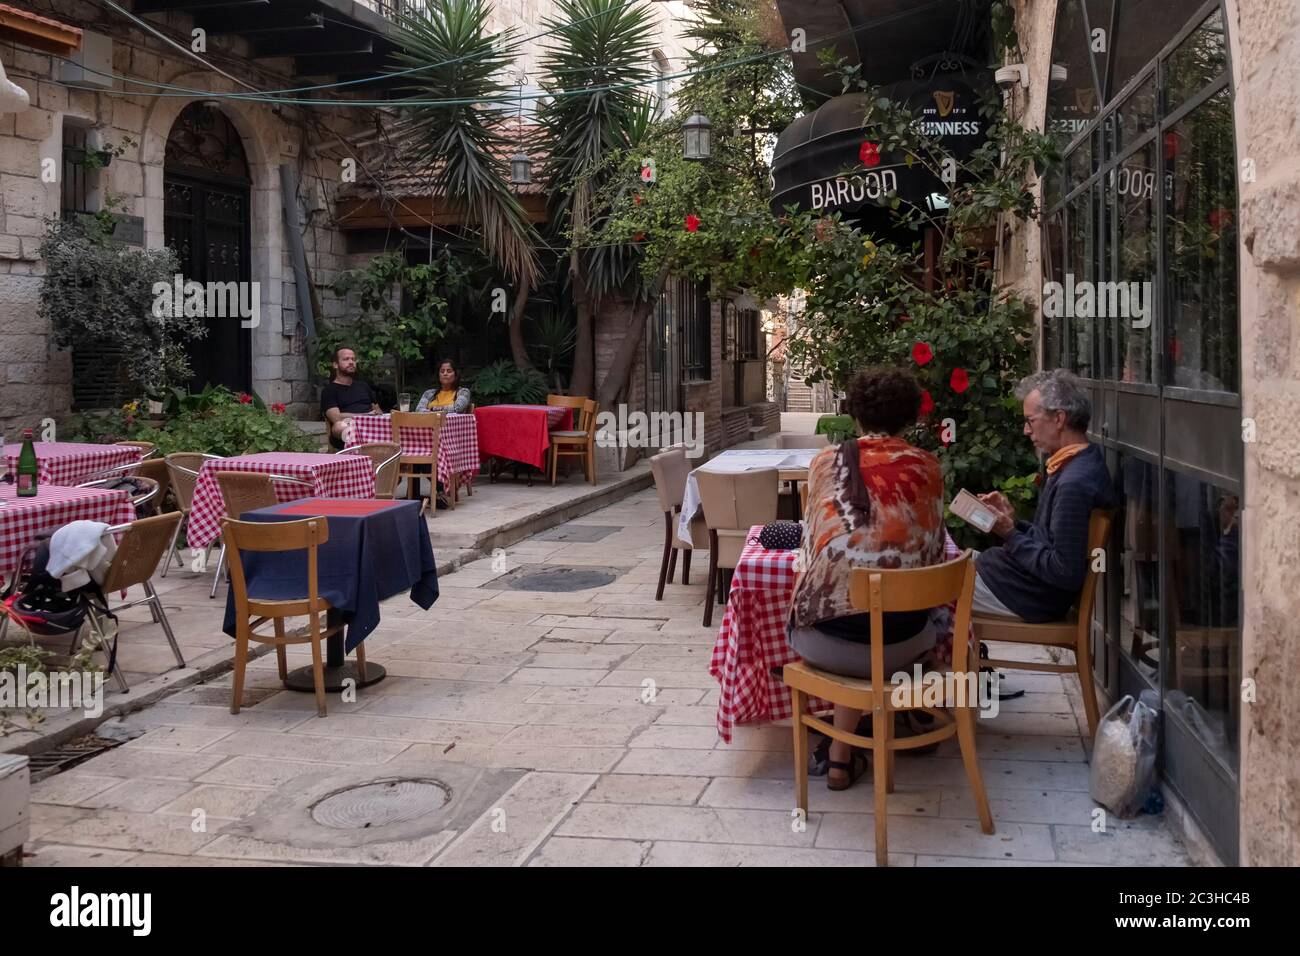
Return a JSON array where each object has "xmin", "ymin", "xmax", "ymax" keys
[
  {"xmin": 320, "ymin": 347, "xmax": 379, "ymax": 450},
  {"xmin": 974, "ymin": 369, "xmax": 1115, "ymax": 622}
]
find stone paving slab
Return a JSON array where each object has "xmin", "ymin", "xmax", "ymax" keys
[{"xmin": 19, "ymin": 484, "xmax": 1191, "ymax": 867}]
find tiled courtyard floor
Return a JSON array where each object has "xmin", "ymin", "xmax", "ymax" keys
[{"xmin": 19, "ymin": 488, "xmax": 1192, "ymax": 866}]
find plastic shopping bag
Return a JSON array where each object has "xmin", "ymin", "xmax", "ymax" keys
[{"xmin": 1089, "ymin": 694, "xmax": 1158, "ymax": 818}]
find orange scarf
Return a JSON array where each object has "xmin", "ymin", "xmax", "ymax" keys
[{"xmin": 1046, "ymin": 443, "xmax": 1089, "ymax": 475}]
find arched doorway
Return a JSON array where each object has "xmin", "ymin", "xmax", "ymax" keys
[{"xmin": 164, "ymin": 102, "xmax": 253, "ymax": 393}]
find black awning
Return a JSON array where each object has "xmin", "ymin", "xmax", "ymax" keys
[
  {"xmin": 775, "ymin": 0, "xmax": 994, "ymax": 105},
  {"xmin": 770, "ymin": 77, "xmax": 990, "ymax": 223}
]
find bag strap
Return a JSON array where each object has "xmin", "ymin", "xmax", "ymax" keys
[{"xmin": 838, "ymin": 438, "xmax": 871, "ymax": 521}]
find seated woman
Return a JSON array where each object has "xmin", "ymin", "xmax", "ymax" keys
[
  {"xmin": 788, "ymin": 366, "xmax": 946, "ymax": 790},
  {"xmin": 416, "ymin": 359, "xmax": 472, "ymax": 414}
]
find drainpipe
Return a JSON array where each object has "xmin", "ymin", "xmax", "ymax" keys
[{"xmin": 279, "ymin": 163, "xmax": 320, "ymax": 378}]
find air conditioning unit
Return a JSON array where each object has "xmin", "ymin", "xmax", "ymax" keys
[{"xmin": 60, "ymin": 30, "xmax": 114, "ymax": 91}]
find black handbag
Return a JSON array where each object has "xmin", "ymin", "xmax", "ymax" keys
[{"xmin": 757, "ymin": 520, "xmax": 802, "ymax": 551}]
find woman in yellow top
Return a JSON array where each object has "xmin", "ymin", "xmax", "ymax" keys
[{"xmin": 415, "ymin": 359, "xmax": 472, "ymax": 414}]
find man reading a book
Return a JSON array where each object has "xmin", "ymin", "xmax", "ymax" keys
[{"xmin": 970, "ymin": 369, "xmax": 1115, "ymax": 622}]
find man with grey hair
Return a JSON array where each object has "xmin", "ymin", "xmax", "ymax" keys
[{"xmin": 971, "ymin": 369, "xmax": 1115, "ymax": 622}]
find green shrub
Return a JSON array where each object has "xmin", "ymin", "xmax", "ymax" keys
[
  {"xmin": 134, "ymin": 386, "xmax": 317, "ymax": 456},
  {"xmin": 469, "ymin": 359, "xmax": 548, "ymax": 406}
]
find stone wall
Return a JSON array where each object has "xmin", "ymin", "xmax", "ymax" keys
[
  {"xmin": 0, "ymin": 2, "xmax": 382, "ymax": 434},
  {"xmin": 1226, "ymin": 0, "xmax": 1300, "ymax": 868}
]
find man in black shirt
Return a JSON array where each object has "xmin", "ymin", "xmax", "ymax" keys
[{"xmin": 320, "ymin": 347, "xmax": 379, "ymax": 449}]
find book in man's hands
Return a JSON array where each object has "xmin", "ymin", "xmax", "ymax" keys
[{"xmin": 950, "ymin": 489, "xmax": 999, "ymax": 533}]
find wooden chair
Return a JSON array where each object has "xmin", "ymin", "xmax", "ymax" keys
[
  {"xmin": 344, "ymin": 442, "xmax": 401, "ymax": 498},
  {"xmin": 972, "ymin": 509, "xmax": 1113, "ymax": 739},
  {"xmin": 649, "ymin": 448, "xmax": 708, "ymax": 601},
  {"xmin": 210, "ymin": 471, "xmax": 312, "ymax": 599},
  {"xmin": 696, "ymin": 467, "xmax": 779, "ymax": 627},
  {"xmin": 78, "ymin": 512, "xmax": 187, "ymax": 693},
  {"xmin": 777, "ymin": 433, "xmax": 830, "ymax": 449},
  {"xmin": 783, "ymin": 552, "xmax": 994, "ymax": 866},
  {"xmin": 549, "ymin": 398, "xmax": 599, "ymax": 486},
  {"xmin": 161, "ymin": 453, "xmax": 224, "ymax": 579},
  {"xmin": 221, "ymin": 516, "xmax": 357, "ymax": 717},
  {"xmin": 390, "ymin": 411, "xmax": 443, "ymax": 514}
]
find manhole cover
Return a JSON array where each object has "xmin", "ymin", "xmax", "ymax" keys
[
  {"xmin": 487, "ymin": 566, "xmax": 620, "ymax": 592},
  {"xmin": 310, "ymin": 778, "xmax": 451, "ymax": 830},
  {"xmin": 532, "ymin": 525, "xmax": 621, "ymax": 543}
]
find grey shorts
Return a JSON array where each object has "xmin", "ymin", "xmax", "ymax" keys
[{"xmin": 788, "ymin": 619, "xmax": 937, "ymax": 680}]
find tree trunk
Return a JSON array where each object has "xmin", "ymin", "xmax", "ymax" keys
[
  {"xmin": 568, "ymin": 248, "xmax": 595, "ymax": 396},
  {"xmin": 596, "ymin": 262, "xmax": 672, "ymax": 409},
  {"xmin": 509, "ymin": 283, "xmax": 532, "ymax": 370}
]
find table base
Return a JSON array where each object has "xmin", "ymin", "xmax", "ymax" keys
[{"xmin": 284, "ymin": 661, "xmax": 387, "ymax": 692}]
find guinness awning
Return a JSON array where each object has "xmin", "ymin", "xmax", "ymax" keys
[{"xmin": 771, "ymin": 77, "xmax": 990, "ymax": 223}]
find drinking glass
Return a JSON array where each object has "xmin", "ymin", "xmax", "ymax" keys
[{"xmin": 398, "ymin": 393, "xmax": 412, "ymax": 413}]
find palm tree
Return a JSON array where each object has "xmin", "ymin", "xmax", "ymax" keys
[
  {"xmin": 537, "ymin": 0, "xmax": 658, "ymax": 396},
  {"xmin": 389, "ymin": 0, "xmax": 540, "ymax": 368}
]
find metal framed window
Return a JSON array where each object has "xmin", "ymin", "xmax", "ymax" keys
[{"xmin": 679, "ymin": 278, "xmax": 711, "ymax": 382}]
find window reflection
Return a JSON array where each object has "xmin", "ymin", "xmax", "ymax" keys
[
  {"xmin": 1047, "ymin": 0, "xmax": 1111, "ymax": 147},
  {"xmin": 1164, "ymin": 88, "xmax": 1238, "ymax": 391},
  {"xmin": 1066, "ymin": 190, "xmax": 1096, "ymax": 377},
  {"xmin": 1163, "ymin": 10, "xmax": 1228, "ymax": 116},
  {"xmin": 1110, "ymin": 0, "xmax": 1205, "ymax": 97},
  {"xmin": 1112, "ymin": 139, "xmax": 1157, "ymax": 383},
  {"xmin": 1117, "ymin": 455, "xmax": 1160, "ymax": 683},
  {"xmin": 1167, "ymin": 470, "xmax": 1240, "ymax": 768}
]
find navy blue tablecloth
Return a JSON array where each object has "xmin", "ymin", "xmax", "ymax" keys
[{"xmin": 221, "ymin": 498, "xmax": 438, "ymax": 651}]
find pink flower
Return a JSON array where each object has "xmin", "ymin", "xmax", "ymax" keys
[
  {"xmin": 859, "ymin": 141, "xmax": 881, "ymax": 168},
  {"xmin": 912, "ymin": 342, "xmax": 933, "ymax": 366},
  {"xmin": 685, "ymin": 214, "xmax": 700, "ymax": 232},
  {"xmin": 950, "ymin": 367, "xmax": 969, "ymax": 393},
  {"xmin": 641, "ymin": 163, "xmax": 655, "ymax": 183}
]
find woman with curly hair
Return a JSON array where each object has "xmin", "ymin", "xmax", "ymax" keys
[{"xmin": 788, "ymin": 366, "xmax": 947, "ymax": 790}]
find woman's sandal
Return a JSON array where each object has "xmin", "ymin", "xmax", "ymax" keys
[{"xmin": 826, "ymin": 749, "xmax": 870, "ymax": 791}]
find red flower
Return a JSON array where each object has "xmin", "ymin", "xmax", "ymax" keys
[
  {"xmin": 1163, "ymin": 131, "xmax": 1180, "ymax": 161},
  {"xmin": 859, "ymin": 141, "xmax": 881, "ymax": 168},
  {"xmin": 633, "ymin": 194, "xmax": 643, "ymax": 205},
  {"xmin": 919, "ymin": 389, "xmax": 935, "ymax": 416},
  {"xmin": 684, "ymin": 214, "xmax": 700, "ymax": 232},
  {"xmin": 238, "ymin": 393, "xmax": 253, "ymax": 404},
  {"xmin": 949, "ymin": 367, "xmax": 969, "ymax": 393},
  {"xmin": 912, "ymin": 342, "xmax": 933, "ymax": 366},
  {"xmin": 898, "ymin": 313, "xmax": 910, "ymax": 323},
  {"xmin": 633, "ymin": 231, "xmax": 645, "ymax": 242},
  {"xmin": 271, "ymin": 402, "xmax": 286, "ymax": 414},
  {"xmin": 1208, "ymin": 208, "xmax": 1232, "ymax": 231}
]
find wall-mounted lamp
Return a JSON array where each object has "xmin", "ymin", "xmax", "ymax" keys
[{"xmin": 994, "ymin": 63, "xmax": 1028, "ymax": 89}]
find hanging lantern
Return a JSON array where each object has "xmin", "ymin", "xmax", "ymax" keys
[
  {"xmin": 683, "ymin": 113, "xmax": 711, "ymax": 161},
  {"xmin": 510, "ymin": 152, "xmax": 532, "ymax": 185}
]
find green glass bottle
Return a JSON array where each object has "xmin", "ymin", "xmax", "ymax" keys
[{"xmin": 16, "ymin": 428, "xmax": 38, "ymax": 497}]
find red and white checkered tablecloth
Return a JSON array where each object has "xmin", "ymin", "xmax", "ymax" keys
[
  {"xmin": 346, "ymin": 412, "xmax": 479, "ymax": 488},
  {"xmin": 186, "ymin": 452, "xmax": 375, "ymax": 550},
  {"xmin": 0, "ymin": 484, "xmax": 136, "ymax": 576},
  {"xmin": 710, "ymin": 526, "xmax": 973, "ymax": 743},
  {"xmin": 2, "ymin": 442, "xmax": 142, "ymax": 488}
]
